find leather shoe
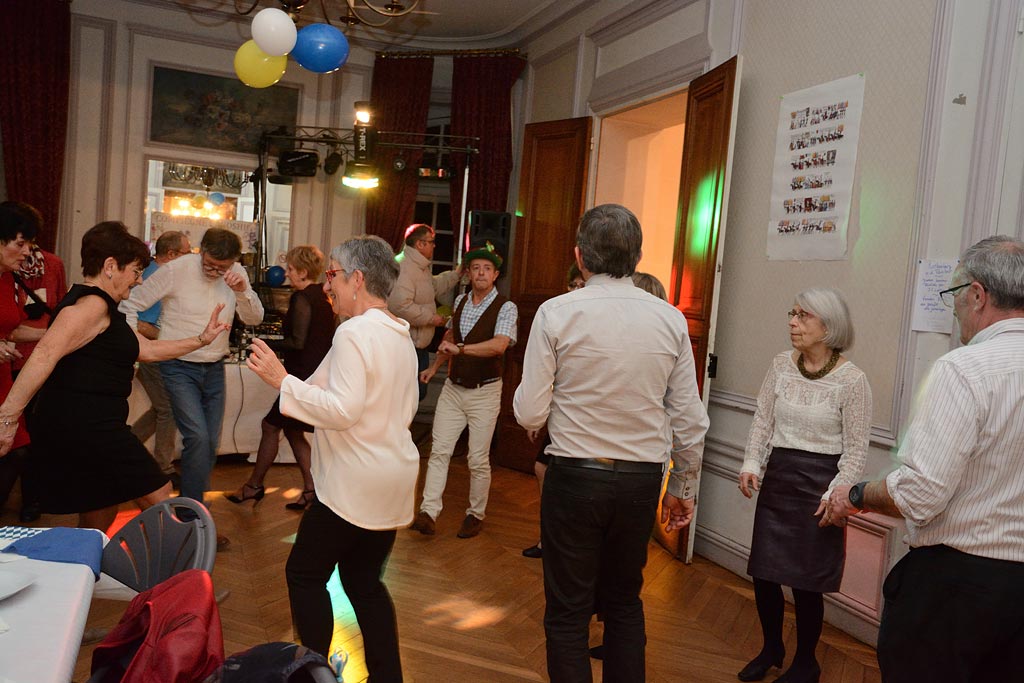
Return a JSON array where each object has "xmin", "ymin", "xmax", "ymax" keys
[
  {"xmin": 589, "ymin": 645, "xmax": 604, "ymax": 660},
  {"xmin": 521, "ymin": 544, "xmax": 542, "ymax": 558},
  {"xmin": 737, "ymin": 651, "xmax": 784, "ymax": 681},
  {"xmin": 409, "ymin": 511, "xmax": 435, "ymax": 535},
  {"xmin": 457, "ymin": 514, "xmax": 483, "ymax": 538}
]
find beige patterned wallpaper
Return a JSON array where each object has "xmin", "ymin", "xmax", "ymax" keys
[{"xmin": 714, "ymin": 0, "xmax": 939, "ymax": 424}]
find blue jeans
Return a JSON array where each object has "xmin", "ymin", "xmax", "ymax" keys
[
  {"xmin": 541, "ymin": 461, "xmax": 663, "ymax": 683},
  {"xmin": 159, "ymin": 359, "xmax": 225, "ymax": 503}
]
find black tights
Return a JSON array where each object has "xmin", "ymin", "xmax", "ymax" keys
[{"xmin": 752, "ymin": 578, "xmax": 822, "ymax": 669}]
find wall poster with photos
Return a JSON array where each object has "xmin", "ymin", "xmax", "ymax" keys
[{"xmin": 767, "ymin": 73, "xmax": 865, "ymax": 260}]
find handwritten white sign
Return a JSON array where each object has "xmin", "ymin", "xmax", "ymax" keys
[
  {"xmin": 911, "ymin": 258, "xmax": 958, "ymax": 333},
  {"xmin": 150, "ymin": 212, "xmax": 259, "ymax": 253}
]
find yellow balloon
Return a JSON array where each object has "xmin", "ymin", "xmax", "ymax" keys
[{"xmin": 234, "ymin": 39, "xmax": 287, "ymax": 88}]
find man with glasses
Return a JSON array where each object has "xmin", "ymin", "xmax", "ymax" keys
[
  {"xmin": 122, "ymin": 228, "xmax": 263, "ymax": 548},
  {"xmin": 130, "ymin": 230, "xmax": 190, "ymax": 489},
  {"xmin": 825, "ymin": 236, "xmax": 1024, "ymax": 682},
  {"xmin": 388, "ymin": 223, "xmax": 462, "ymax": 400}
]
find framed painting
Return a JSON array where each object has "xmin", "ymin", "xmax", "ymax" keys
[{"xmin": 149, "ymin": 66, "xmax": 299, "ymax": 154}]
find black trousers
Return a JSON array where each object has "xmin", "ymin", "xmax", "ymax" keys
[
  {"xmin": 286, "ymin": 501, "xmax": 402, "ymax": 682},
  {"xmin": 415, "ymin": 347, "xmax": 429, "ymax": 401},
  {"xmin": 877, "ymin": 544, "xmax": 1024, "ymax": 683},
  {"xmin": 541, "ymin": 461, "xmax": 662, "ymax": 683}
]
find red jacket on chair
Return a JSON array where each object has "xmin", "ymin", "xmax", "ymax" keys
[{"xmin": 91, "ymin": 569, "xmax": 224, "ymax": 683}]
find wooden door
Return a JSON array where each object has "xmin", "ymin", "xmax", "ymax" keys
[
  {"xmin": 491, "ymin": 117, "xmax": 591, "ymax": 472},
  {"xmin": 654, "ymin": 55, "xmax": 743, "ymax": 561}
]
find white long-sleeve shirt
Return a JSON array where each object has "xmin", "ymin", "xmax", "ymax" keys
[
  {"xmin": 886, "ymin": 318, "xmax": 1024, "ymax": 561},
  {"xmin": 119, "ymin": 253, "xmax": 264, "ymax": 362},
  {"xmin": 280, "ymin": 309, "xmax": 420, "ymax": 530},
  {"xmin": 741, "ymin": 351, "xmax": 872, "ymax": 499},
  {"xmin": 513, "ymin": 274, "xmax": 709, "ymax": 499}
]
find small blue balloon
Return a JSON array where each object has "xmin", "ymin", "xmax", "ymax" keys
[
  {"xmin": 265, "ymin": 265, "xmax": 286, "ymax": 287},
  {"xmin": 208, "ymin": 192, "xmax": 225, "ymax": 206},
  {"xmin": 292, "ymin": 23, "xmax": 350, "ymax": 74}
]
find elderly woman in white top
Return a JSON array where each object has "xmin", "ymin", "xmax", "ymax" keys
[
  {"xmin": 736, "ymin": 288, "xmax": 871, "ymax": 683},
  {"xmin": 247, "ymin": 235, "xmax": 419, "ymax": 680}
]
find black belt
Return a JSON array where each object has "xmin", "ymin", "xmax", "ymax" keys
[
  {"xmin": 550, "ymin": 455, "xmax": 664, "ymax": 474},
  {"xmin": 449, "ymin": 377, "xmax": 501, "ymax": 390}
]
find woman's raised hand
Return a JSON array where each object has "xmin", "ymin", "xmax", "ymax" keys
[
  {"xmin": 246, "ymin": 338, "xmax": 288, "ymax": 390},
  {"xmin": 199, "ymin": 304, "xmax": 231, "ymax": 345}
]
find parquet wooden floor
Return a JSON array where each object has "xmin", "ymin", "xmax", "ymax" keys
[{"xmin": 5, "ymin": 447, "xmax": 880, "ymax": 682}]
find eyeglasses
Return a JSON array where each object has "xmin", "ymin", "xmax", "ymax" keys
[
  {"xmin": 201, "ymin": 256, "xmax": 231, "ymax": 276},
  {"xmin": 325, "ymin": 268, "xmax": 344, "ymax": 283},
  {"xmin": 787, "ymin": 309, "xmax": 815, "ymax": 321},
  {"xmin": 132, "ymin": 267, "xmax": 144, "ymax": 279},
  {"xmin": 939, "ymin": 282, "xmax": 971, "ymax": 308}
]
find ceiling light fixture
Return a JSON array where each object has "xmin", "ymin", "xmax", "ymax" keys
[{"xmin": 232, "ymin": 1, "xmax": 430, "ymax": 29}]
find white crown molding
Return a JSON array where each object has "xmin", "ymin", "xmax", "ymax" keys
[{"xmin": 586, "ymin": 0, "xmax": 703, "ymax": 46}]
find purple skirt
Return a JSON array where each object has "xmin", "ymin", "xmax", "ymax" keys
[{"xmin": 746, "ymin": 447, "xmax": 845, "ymax": 593}]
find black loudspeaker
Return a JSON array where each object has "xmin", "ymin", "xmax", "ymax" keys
[
  {"xmin": 278, "ymin": 150, "xmax": 320, "ymax": 177},
  {"xmin": 468, "ymin": 210, "xmax": 512, "ymax": 272}
]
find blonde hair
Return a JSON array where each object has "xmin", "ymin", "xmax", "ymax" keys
[
  {"xmin": 632, "ymin": 272, "xmax": 667, "ymax": 301},
  {"xmin": 286, "ymin": 245, "xmax": 325, "ymax": 282}
]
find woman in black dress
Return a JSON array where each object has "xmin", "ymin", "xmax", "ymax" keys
[
  {"xmin": 227, "ymin": 245, "xmax": 335, "ymax": 510},
  {"xmin": 0, "ymin": 222, "xmax": 229, "ymax": 531}
]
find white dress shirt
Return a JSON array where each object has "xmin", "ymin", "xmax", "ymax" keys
[
  {"xmin": 513, "ymin": 274, "xmax": 709, "ymax": 499},
  {"xmin": 886, "ymin": 318, "xmax": 1024, "ymax": 561},
  {"xmin": 741, "ymin": 351, "xmax": 872, "ymax": 499},
  {"xmin": 120, "ymin": 253, "xmax": 264, "ymax": 362},
  {"xmin": 280, "ymin": 309, "xmax": 420, "ymax": 530}
]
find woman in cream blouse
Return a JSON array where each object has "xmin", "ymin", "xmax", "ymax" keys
[
  {"xmin": 247, "ymin": 236, "xmax": 419, "ymax": 681},
  {"xmin": 736, "ymin": 288, "xmax": 872, "ymax": 683}
]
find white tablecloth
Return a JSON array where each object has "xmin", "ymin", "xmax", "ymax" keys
[
  {"xmin": 0, "ymin": 532, "xmax": 101, "ymax": 683},
  {"xmin": 129, "ymin": 361, "xmax": 295, "ymax": 461}
]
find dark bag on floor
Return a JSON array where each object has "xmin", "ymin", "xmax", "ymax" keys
[{"xmin": 203, "ymin": 642, "xmax": 335, "ymax": 683}]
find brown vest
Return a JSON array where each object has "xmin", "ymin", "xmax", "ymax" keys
[{"xmin": 449, "ymin": 291, "xmax": 509, "ymax": 389}]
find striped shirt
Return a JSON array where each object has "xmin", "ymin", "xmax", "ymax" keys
[
  {"xmin": 450, "ymin": 288, "xmax": 518, "ymax": 344},
  {"xmin": 886, "ymin": 318, "xmax": 1024, "ymax": 561}
]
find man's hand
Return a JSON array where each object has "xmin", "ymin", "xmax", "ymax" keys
[
  {"xmin": 223, "ymin": 269, "xmax": 247, "ymax": 292},
  {"xmin": 438, "ymin": 340, "xmax": 460, "ymax": 355},
  {"xmin": 738, "ymin": 472, "xmax": 760, "ymax": 499},
  {"xmin": 661, "ymin": 493, "xmax": 694, "ymax": 531},
  {"xmin": 137, "ymin": 321, "xmax": 160, "ymax": 341},
  {"xmin": 419, "ymin": 367, "xmax": 437, "ymax": 384},
  {"xmin": 199, "ymin": 304, "xmax": 231, "ymax": 345},
  {"xmin": 526, "ymin": 429, "xmax": 541, "ymax": 443},
  {"xmin": 429, "ymin": 314, "xmax": 446, "ymax": 326},
  {"xmin": 821, "ymin": 485, "xmax": 858, "ymax": 527}
]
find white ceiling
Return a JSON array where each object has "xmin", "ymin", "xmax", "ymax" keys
[{"xmin": 166, "ymin": 0, "xmax": 588, "ymax": 48}]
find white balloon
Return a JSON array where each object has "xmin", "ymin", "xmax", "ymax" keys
[{"xmin": 252, "ymin": 7, "xmax": 297, "ymax": 57}]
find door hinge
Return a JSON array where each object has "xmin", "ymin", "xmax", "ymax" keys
[{"xmin": 707, "ymin": 353, "xmax": 718, "ymax": 379}]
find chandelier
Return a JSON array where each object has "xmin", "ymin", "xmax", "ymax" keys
[
  {"xmin": 165, "ymin": 164, "xmax": 248, "ymax": 192},
  {"xmin": 233, "ymin": 1, "xmax": 427, "ymax": 29}
]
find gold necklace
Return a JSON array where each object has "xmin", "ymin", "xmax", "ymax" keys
[{"xmin": 797, "ymin": 349, "xmax": 840, "ymax": 380}]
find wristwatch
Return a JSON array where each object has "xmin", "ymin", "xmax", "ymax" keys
[
  {"xmin": 456, "ymin": 343, "xmax": 465, "ymax": 354},
  {"xmin": 848, "ymin": 481, "xmax": 867, "ymax": 510}
]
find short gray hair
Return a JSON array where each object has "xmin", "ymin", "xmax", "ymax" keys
[
  {"xmin": 331, "ymin": 235, "xmax": 399, "ymax": 300},
  {"xmin": 576, "ymin": 204, "xmax": 642, "ymax": 278},
  {"xmin": 959, "ymin": 235, "xmax": 1024, "ymax": 310},
  {"xmin": 794, "ymin": 287, "xmax": 854, "ymax": 351}
]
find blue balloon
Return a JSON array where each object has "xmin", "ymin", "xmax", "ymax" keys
[
  {"xmin": 265, "ymin": 265, "xmax": 286, "ymax": 287},
  {"xmin": 208, "ymin": 192, "xmax": 225, "ymax": 206},
  {"xmin": 292, "ymin": 23, "xmax": 350, "ymax": 74}
]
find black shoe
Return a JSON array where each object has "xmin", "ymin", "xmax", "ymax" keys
[
  {"xmin": 225, "ymin": 483, "xmax": 265, "ymax": 506},
  {"xmin": 521, "ymin": 544, "xmax": 542, "ymax": 558},
  {"xmin": 774, "ymin": 661, "xmax": 819, "ymax": 683},
  {"xmin": 589, "ymin": 645, "xmax": 604, "ymax": 660},
  {"xmin": 19, "ymin": 502, "xmax": 41, "ymax": 523},
  {"xmin": 738, "ymin": 651, "xmax": 784, "ymax": 681}
]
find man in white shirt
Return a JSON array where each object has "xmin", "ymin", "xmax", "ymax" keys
[
  {"xmin": 826, "ymin": 236, "xmax": 1024, "ymax": 682},
  {"xmin": 411, "ymin": 242, "xmax": 517, "ymax": 540},
  {"xmin": 387, "ymin": 224, "xmax": 461, "ymax": 400},
  {"xmin": 122, "ymin": 229, "xmax": 264, "ymax": 542},
  {"xmin": 513, "ymin": 204, "xmax": 709, "ymax": 682}
]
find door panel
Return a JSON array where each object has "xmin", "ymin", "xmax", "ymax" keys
[
  {"xmin": 656, "ymin": 55, "xmax": 742, "ymax": 561},
  {"xmin": 493, "ymin": 117, "xmax": 591, "ymax": 472}
]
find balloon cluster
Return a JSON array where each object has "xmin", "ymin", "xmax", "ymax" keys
[{"xmin": 233, "ymin": 8, "xmax": 351, "ymax": 88}]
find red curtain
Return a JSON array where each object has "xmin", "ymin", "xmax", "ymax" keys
[
  {"xmin": 448, "ymin": 55, "xmax": 526, "ymax": 249},
  {"xmin": 365, "ymin": 56, "xmax": 434, "ymax": 250},
  {"xmin": 0, "ymin": 0, "xmax": 71, "ymax": 252}
]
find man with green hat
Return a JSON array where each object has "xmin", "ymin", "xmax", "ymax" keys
[{"xmin": 412, "ymin": 241, "xmax": 518, "ymax": 539}]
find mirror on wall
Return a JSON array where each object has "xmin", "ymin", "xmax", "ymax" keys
[{"xmin": 143, "ymin": 159, "xmax": 292, "ymax": 267}]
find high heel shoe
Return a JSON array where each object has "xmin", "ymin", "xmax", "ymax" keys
[
  {"xmin": 226, "ymin": 483, "xmax": 265, "ymax": 505},
  {"xmin": 285, "ymin": 489, "xmax": 315, "ymax": 510},
  {"xmin": 737, "ymin": 650, "xmax": 785, "ymax": 681}
]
